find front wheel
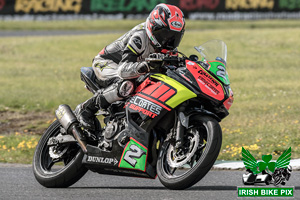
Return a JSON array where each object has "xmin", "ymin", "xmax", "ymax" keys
[
  {"xmin": 33, "ymin": 120, "xmax": 88, "ymax": 188},
  {"xmin": 157, "ymin": 115, "xmax": 222, "ymax": 190}
]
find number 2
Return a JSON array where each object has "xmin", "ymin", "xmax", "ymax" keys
[{"xmin": 123, "ymin": 144, "xmax": 146, "ymax": 167}]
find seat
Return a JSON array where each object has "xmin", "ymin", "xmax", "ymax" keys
[{"xmin": 80, "ymin": 67, "xmax": 101, "ymax": 94}]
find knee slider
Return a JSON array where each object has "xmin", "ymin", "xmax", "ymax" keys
[
  {"xmin": 118, "ymin": 80, "xmax": 134, "ymax": 98},
  {"xmin": 101, "ymin": 80, "xmax": 134, "ymax": 106}
]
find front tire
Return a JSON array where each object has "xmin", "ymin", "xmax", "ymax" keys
[
  {"xmin": 33, "ymin": 120, "xmax": 88, "ymax": 188},
  {"xmin": 157, "ymin": 115, "xmax": 222, "ymax": 190}
]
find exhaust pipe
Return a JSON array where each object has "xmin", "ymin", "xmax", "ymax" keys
[{"xmin": 55, "ymin": 104, "xmax": 87, "ymax": 153}]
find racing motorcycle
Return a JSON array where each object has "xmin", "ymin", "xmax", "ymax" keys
[{"xmin": 33, "ymin": 40, "xmax": 234, "ymax": 190}]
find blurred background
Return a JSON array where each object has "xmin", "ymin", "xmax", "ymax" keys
[{"xmin": 0, "ymin": 0, "xmax": 299, "ymax": 164}]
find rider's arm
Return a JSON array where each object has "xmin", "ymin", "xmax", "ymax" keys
[{"xmin": 118, "ymin": 33, "xmax": 149, "ymax": 79}]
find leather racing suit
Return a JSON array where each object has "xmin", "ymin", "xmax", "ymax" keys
[
  {"xmin": 75, "ymin": 22, "xmax": 157, "ymax": 130},
  {"xmin": 93, "ymin": 22, "xmax": 155, "ymax": 85}
]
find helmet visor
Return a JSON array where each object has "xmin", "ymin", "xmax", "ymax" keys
[{"xmin": 152, "ymin": 28, "xmax": 184, "ymax": 50}]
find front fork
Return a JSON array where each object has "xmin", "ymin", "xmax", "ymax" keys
[
  {"xmin": 175, "ymin": 103, "xmax": 188, "ymax": 149},
  {"xmin": 173, "ymin": 103, "xmax": 221, "ymax": 149}
]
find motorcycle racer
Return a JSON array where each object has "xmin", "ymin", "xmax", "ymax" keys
[{"xmin": 75, "ymin": 3, "xmax": 186, "ymax": 131}]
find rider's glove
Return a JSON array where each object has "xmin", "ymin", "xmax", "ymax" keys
[
  {"xmin": 136, "ymin": 61, "xmax": 150, "ymax": 75},
  {"xmin": 148, "ymin": 53, "xmax": 165, "ymax": 69}
]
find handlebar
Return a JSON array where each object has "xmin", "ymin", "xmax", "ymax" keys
[
  {"xmin": 145, "ymin": 56, "xmax": 184, "ymax": 63},
  {"xmin": 145, "ymin": 56, "xmax": 186, "ymax": 70}
]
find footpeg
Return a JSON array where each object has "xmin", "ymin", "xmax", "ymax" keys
[{"xmin": 98, "ymin": 140, "xmax": 112, "ymax": 151}]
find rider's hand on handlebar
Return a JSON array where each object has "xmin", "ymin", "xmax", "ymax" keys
[{"xmin": 147, "ymin": 53, "xmax": 165, "ymax": 69}]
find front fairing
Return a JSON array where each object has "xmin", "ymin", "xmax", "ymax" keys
[
  {"xmin": 193, "ymin": 40, "xmax": 233, "ymax": 109},
  {"xmin": 175, "ymin": 61, "xmax": 232, "ymax": 119},
  {"xmin": 184, "ymin": 60, "xmax": 226, "ymax": 102}
]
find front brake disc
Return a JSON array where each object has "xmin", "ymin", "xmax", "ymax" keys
[{"xmin": 166, "ymin": 128, "xmax": 199, "ymax": 168}]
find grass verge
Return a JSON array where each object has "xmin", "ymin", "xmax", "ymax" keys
[{"xmin": 0, "ymin": 133, "xmax": 39, "ymax": 164}]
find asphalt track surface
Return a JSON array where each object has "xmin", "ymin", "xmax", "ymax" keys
[{"xmin": 0, "ymin": 164, "xmax": 299, "ymax": 200}]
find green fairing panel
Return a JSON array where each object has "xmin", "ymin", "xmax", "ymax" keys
[
  {"xmin": 150, "ymin": 74, "xmax": 197, "ymax": 108},
  {"xmin": 207, "ymin": 61, "xmax": 230, "ymax": 85},
  {"xmin": 119, "ymin": 138, "xmax": 148, "ymax": 172}
]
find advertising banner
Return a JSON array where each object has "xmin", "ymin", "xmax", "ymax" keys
[{"xmin": 1, "ymin": 0, "xmax": 300, "ymax": 20}]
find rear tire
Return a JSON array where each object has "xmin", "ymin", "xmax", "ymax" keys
[
  {"xmin": 33, "ymin": 120, "xmax": 88, "ymax": 188},
  {"xmin": 157, "ymin": 115, "xmax": 222, "ymax": 190}
]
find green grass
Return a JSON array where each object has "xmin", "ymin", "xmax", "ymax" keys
[
  {"xmin": 0, "ymin": 133, "xmax": 39, "ymax": 164},
  {"xmin": 0, "ymin": 20, "xmax": 300, "ymax": 163},
  {"xmin": 0, "ymin": 34, "xmax": 107, "ymax": 111}
]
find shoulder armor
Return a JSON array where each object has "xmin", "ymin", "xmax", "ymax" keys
[{"xmin": 126, "ymin": 29, "xmax": 147, "ymax": 56}]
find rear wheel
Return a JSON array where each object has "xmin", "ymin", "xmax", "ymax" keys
[
  {"xmin": 33, "ymin": 120, "xmax": 88, "ymax": 188},
  {"xmin": 157, "ymin": 115, "xmax": 222, "ymax": 190}
]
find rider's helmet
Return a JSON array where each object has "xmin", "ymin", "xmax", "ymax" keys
[{"xmin": 146, "ymin": 3, "xmax": 185, "ymax": 51}]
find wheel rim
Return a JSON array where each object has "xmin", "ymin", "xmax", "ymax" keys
[
  {"xmin": 161, "ymin": 123, "xmax": 208, "ymax": 178},
  {"xmin": 38, "ymin": 122, "xmax": 81, "ymax": 175}
]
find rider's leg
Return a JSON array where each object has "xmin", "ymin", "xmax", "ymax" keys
[
  {"xmin": 75, "ymin": 55, "xmax": 149, "ymax": 131},
  {"xmin": 75, "ymin": 58, "xmax": 119, "ymax": 131},
  {"xmin": 75, "ymin": 80, "xmax": 134, "ymax": 130},
  {"xmin": 75, "ymin": 58, "xmax": 137, "ymax": 131}
]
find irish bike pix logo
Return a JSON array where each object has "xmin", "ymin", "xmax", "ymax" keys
[
  {"xmin": 242, "ymin": 147, "xmax": 292, "ymax": 186},
  {"xmin": 238, "ymin": 147, "xmax": 294, "ymax": 198}
]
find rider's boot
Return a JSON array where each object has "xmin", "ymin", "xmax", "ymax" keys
[
  {"xmin": 75, "ymin": 95, "xmax": 98, "ymax": 131},
  {"xmin": 75, "ymin": 91, "xmax": 109, "ymax": 131}
]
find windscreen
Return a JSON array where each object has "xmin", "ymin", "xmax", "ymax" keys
[{"xmin": 194, "ymin": 40, "xmax": 227, "ymax": 66}]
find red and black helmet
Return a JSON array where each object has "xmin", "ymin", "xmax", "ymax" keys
[{"xmin": 146, "ymin": 3, "xmax": 185, "ymax": 51}]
